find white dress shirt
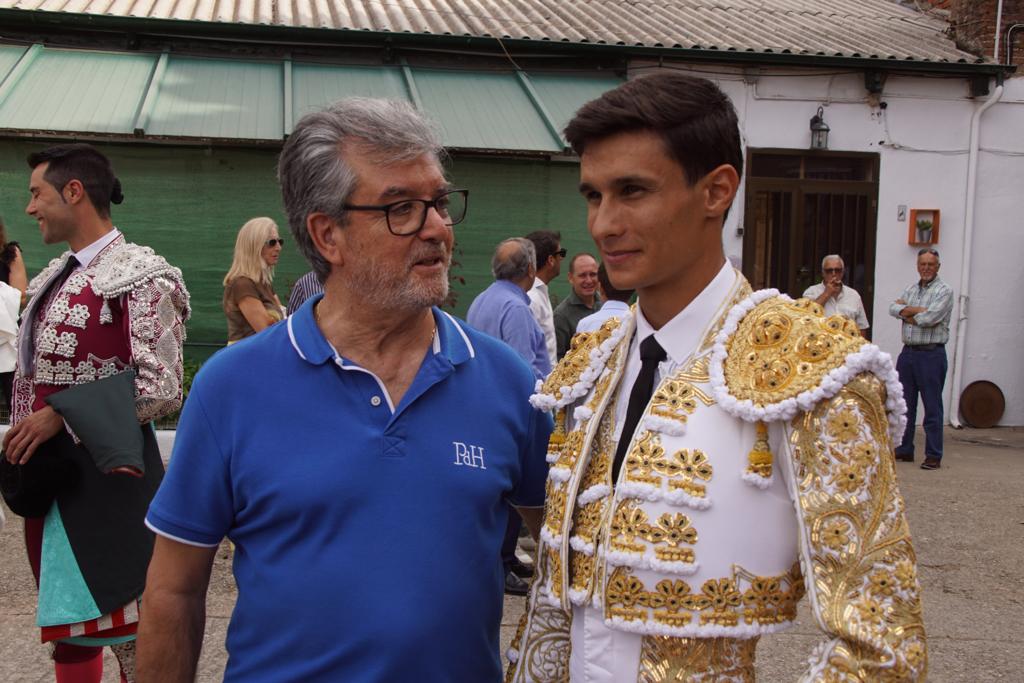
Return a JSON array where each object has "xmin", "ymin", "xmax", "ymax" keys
[{"xmin": 527, "ymin": 277, "xmax": 557, "ymax": 368}]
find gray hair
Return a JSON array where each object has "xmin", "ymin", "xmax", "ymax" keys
[
  {"xmin": 492, "ymin": 238, "xmax": 536, "ymax": 282},
  {"xmin": 917, "ymin": 247, "xmax": 940, "ymax": 262},
  {"xmin": 277, "ymin": 98, "xmax": 443, "ymax": 280},
  {"xmin": 821, "ymin": 254, "xmax": 844, "ymax": 270}
]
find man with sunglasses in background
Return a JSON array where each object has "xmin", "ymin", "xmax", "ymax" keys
[
  {"xmin": 525, "ymin": 230, "xmax": 565, "ymax": 369},
  {"xmin": 803, "ymin": 254, "xmax": 869, "ymax": 335},
  {"xmin": 137, "ymin": 98, "xmax": 552, "ymax": 683}
]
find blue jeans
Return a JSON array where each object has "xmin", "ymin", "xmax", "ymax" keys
[{"xmin": 896, "ymin": 345, "xmax": 947, "ymax": 460}]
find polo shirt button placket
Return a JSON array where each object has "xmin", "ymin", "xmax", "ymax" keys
[{"xmin": 371, "ymin": 396, "xmax": 382, "ymax": 407}]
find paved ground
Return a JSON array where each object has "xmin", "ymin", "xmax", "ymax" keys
[{"xmin": 2, "ymin": 426, "xmax": 1022, "ymax": 681}]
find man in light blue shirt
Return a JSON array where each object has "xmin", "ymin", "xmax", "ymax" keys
[
  {"xmin": 467, "ymin": 237, "xmax": 551, "ymax": 596},
  {"xmin": 468, "ymin": 238, "xmax": 551, "ymax": 381},
  {"xmin": 576, "ymin": 262, "xmax": 634, "ymax": 334}
]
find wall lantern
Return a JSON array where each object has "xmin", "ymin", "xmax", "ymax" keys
[{"xmin": 809, "ymin": 106, "xmax": 830, "ymax": 150}]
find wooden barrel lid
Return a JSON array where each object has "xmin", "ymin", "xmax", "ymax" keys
[{"xmin": 959, "ymin": 380, "xmax": 1005, "ymax": 429}]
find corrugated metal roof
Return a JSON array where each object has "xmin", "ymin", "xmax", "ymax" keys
[
  {"xmin": 292, "ymin": 64, "xmax": 408, "ymax": 122},
  {"xmin": 146, "ymin": 57, "xmax": 283, "ymax": 139},
  {"xmin": 0, "ymin": 44, "xmax": 621, "ymax": 149},
  {"xmin": 0, "ymin": 0, "xmax": 982, "ymax": 64},
  {"xmin": 0, "ymin": 46, "xmax": 156, "ymax": 133}
]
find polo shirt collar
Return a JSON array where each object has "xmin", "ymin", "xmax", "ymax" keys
[{"xmin": 287, "ymin": 294, "xmax": 474, "ymax": 367}]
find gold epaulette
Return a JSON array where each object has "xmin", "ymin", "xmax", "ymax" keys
[
  {"xmin": 721, "ymin": 296, "xmax": 864, "ymax": 408},
  {"xmin": 533, "ymin": 316, "xmax": 625, "ymax": 410}
]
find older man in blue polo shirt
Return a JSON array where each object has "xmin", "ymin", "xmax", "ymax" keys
[{"xmin": 136, "ymin": 99, "xmax": 552, "ymax": 683}]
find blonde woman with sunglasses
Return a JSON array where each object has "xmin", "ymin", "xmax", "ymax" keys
[{"xmin": 223, "ymin": 217, "xmax": 286, "ymax": 344}]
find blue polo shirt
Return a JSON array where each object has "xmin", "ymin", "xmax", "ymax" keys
[{"xmin": 146, "ymin": 296, "xmax": 551, "ymax": 683}]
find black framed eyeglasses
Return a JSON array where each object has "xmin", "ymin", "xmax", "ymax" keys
[
  {"xmin": 265, "ymin": 238, "xmax": 285, "ymax": 247},
  {"xmin": 343, "ymin": 189, "xmax": 469, "ymax": 236},
  {"xmin": 555, "ymin": 248, "xmax": 568, "ymax": 258}
]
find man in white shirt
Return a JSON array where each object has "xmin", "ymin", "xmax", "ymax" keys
[
  {"xmin": 575, "ymin": 262, "xmax": 633, "ymax": 334},
  {"xmin": 525, "ymin": 230, "xmax": 564, "ymax": 368},
  {"xmin": 802, "ymin": 254, "xmax": 869, "ymax": 334}
]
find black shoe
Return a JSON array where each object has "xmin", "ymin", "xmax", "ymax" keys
[
  {"xmin": 508, "ymin": 557, "xmax": 535, "ymax": 579},
  {"xmin": 894, "ymin": 452, "xmax": 914, "ymax": 462},
  {"xmin": 920, "ymin": 458, "xmax": 941, "ymax": 470},
  {"xmin": 504, "ymin": 570, "xmax": 530, "ymax": 596}
]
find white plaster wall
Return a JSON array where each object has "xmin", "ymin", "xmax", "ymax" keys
[{"xmin": 631, "ymin": 63, "xmax": 1024, "ymax": 424}]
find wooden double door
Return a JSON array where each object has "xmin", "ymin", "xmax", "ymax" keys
[{"xmin": 742, "ymin": 150, "xmax": 880, "ymax": 327}]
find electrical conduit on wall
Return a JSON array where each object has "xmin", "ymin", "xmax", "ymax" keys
[{"xmin": 949, "ymin": 83, "xmax": 1004, "ymax": 428}]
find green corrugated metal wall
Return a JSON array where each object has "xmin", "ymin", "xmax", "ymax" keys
[{"xmin": 0, "ymin": 140, "xmax": 593, "ymax": 360}]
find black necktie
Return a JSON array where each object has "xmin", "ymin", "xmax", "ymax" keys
[{"xmin": 612, "ymin": 335, "xmax": 667, "ymax": 482}]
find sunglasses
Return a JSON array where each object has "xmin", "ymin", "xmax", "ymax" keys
[
  {"xmin": 556, "ymin": 248, "xmax": 567, "ymax": 258},
  {"xmin": 265, "ymin": 238, "xmax": 285, "ymax": 247}
]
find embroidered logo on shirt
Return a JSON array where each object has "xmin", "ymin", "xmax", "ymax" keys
[{"xmin": 453, "ymin": 441, "xmax": 487, "ymax": 469}]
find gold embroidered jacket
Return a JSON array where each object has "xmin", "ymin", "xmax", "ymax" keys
[{"xmin": 508, "ymin": 282, "xmax": 927, "ymax": 682}]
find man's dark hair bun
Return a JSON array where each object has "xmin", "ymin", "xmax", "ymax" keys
[{"xmin": 110, "ymin": 178, "xmax": 124, "ymax": 204}]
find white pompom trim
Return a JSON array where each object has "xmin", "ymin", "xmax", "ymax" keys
[
  {"xmin": 708, "ymin": 290, "xmax": 908, "ymax": 442},
  {"xmin": 661, "ymin": 488, "xmax": 713, "ymax": 510},
  {"xmin": 569, "ymin": 535, "xmax": 596, "ymax": 554},
  {"xmin": 545, "ymin": 451, "xmax": 560, "ymax": 464},
  {"xmin": 741, "ymin": 469, "xmax": 774, "ymax": 489},
  {"xmin": 576, "ymin": 483, "xmax": 611, "ymax": 506},
  {"xmin": 605, "ymin": 615, "xmax": 793, "ymax": 639},
  {"xmin": 548, "ymin": 466, "xmax": 572, "ymax": 483},
  {"xmin": 604, "ymin": 548, "xmax": 700, "ymax": 576},
  {"xmin": 568, "ymin": 587, "xmax": 592, "ymax": 606},
  {"xmin": 573, "ymin": 405, "xmax": 594, "ymax": 422},
  {"xmin": 642, "ymin": 414, "xmax": 687, "ymax": 437},
  {"xmin": 540, "ymin": 525, "xmax": 562, "ymax": 547},
  {"xmin": 506, "ymin": 648, "xmax": 519, "ymax": 664},
  {"xmin": 530, "ymin": 317, "xmax": 630, "ymax": 411},
  {"xmin": 617, "ymin": 480, "xmax": 714, "ymax": 511}
]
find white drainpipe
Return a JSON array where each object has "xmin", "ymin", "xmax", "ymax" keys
[
  {"xmin": 994, "ymin": 0, "xmax": 1004, "ymax": 62},
  {"xmin": 949, "ymin": 83, "xmax": 1003, "ymax": 428}
]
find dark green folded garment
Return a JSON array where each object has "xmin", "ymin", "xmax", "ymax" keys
[{"xmin": 45, "ymin": 370, "xmax": 145, "ymax": 476}]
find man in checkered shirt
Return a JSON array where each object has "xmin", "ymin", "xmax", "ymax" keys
[{"xmin": 889, "ymin": 247, "xmax": 954, "ymax": 470}]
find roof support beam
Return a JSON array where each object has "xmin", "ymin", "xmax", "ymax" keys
[
  {"xmin": 0, "ymin": 43, "xmax": 41, "ymax": 109},
  {"xmin": 401, "ymin": 64, "xmax": 423, "ymax": 110},
  {"xmin": 283, "ymin": 56, "xmax": 293, "ymax": 137},
  {"xmin": 515, "ymin": 70, "xmax": 566, "ymax": 151},
  {"xmin": 133, "ymin": 50, "xmax": 169, "ymax": 136}
]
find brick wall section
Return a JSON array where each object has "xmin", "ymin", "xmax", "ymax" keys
[{"xmin": 949, "ymin": 0, "xmax": 1024, "ymax": 65}]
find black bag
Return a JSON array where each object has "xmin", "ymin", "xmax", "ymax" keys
[{"xmin": 0, "ymin": 439, "xmax": 79, "ymax": 518}]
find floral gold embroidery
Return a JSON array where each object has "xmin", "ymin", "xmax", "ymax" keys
[
  {"xmin": 554, "ymin": 429, "xmax": 585, "ymax": 471},
  {"xmin": 543, "ymin": 479, "xmax": 567, "ymax": 538},
  {"xmin": 604, "ymin": 566, "xmax": 801, "ymax": 633},
  {"xmin": 828, "ymin": 408, "xmax": 860, "ymax": 442},
  {"xmin": 647, "ymin": 513, "xmax": 697, "ymax": 565},
  {"xmin": 790, "ymin": 373, "xmax": 927, "ymax": 679},
  {"xmin": 606, "ymin": 567, "xmax": 649, "ymax": 622},
  {"xmin": 666, "ymin": 449, "xmax": 713, "ymax": 498},
  {"xmin": 721, "ymin": 297, "xmax": 863, "ymax": 405},
  {"xmin": 624, "ymin": 432, "xmax": 663, "ymax": 485},
  {"xmin": 610, "ymin": 501, "xmax": 652, "ymax": 554},
  {"xmin": 637, "ymin": 634, "xmax": 757, "ymax": 683}
]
